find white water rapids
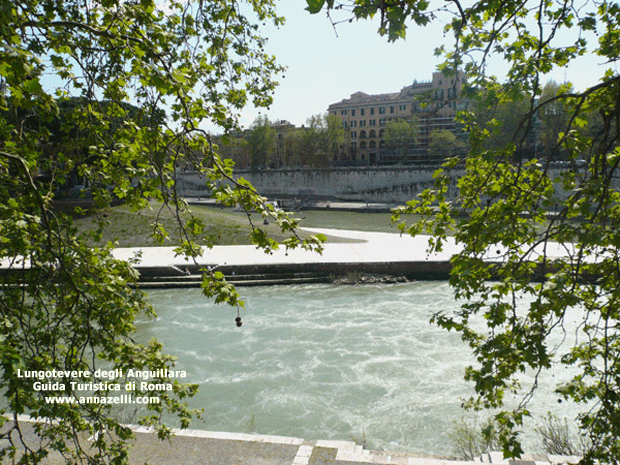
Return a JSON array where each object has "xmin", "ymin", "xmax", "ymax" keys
[{"xmin": 138, "ymin": 281, "xmax": 583, "ymax": 456}]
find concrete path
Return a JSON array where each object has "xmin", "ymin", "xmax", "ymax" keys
[
  {"xmin": 110, "ymin": 228, "xmax": 456, "ymax": 269},
  {"xmin": 109, "ymin": 227, "xmax": 571, "ymax": 270}
]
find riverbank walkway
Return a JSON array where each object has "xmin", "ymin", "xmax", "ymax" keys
[
  {"xmin": 111, "ymin": 227, "xmax": 457, "ymax": 267},
  {"xmin": 113, "ymin": 228, "xmax": 455, "ymax": 281},
  {"xmin": 110, "ymin": 227, "xmax": 572, "ymax": 286},
  {"xmin": 1, "ymin": 227, "xmax": 574, "ymax": 284},
  {"xmin": 6, "ymin": 415, "xmax": 582, "ymax": 465}
]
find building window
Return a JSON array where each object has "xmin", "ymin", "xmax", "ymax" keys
[
  {"xmin": 369, "ymin": 130, "xmax": 376, "ymax": 138},
  {"xmin": 359, "ymin": 130, "xmax": 367, "ymax": 138},
  {"xmin": 390, "ymin": 106, "xmax": 394, "ymax": 114},
  {"xmin": 369, "ymin": 140, "xmax": 376, "ymax": 149},
  {"xmin": 359, "ymin": 120, "xmax": 366, "ymax": 127},
  {"xmin": 341, "ymin": 110, "xmax": 347, "ymax": 115},
  {"xmin": 379, "ymin": 118, "xmax": 386, "ymax": 126},
  {"xmin": 351, "ymin": 141, "xmax": 357, "ymax": 150},
  {"xmin": 350, "ymin": 120, "xmax": 357, "ymax": 127},
  {"xmin": 399, "ymin": 104, "xmax": 407, "ymax": 111},
  {"xmin": 369, "ymin": 119, "xmax": 376, "ymax": 126},
  {"xmin": 360, "ymin": 141, "xmax": 367, "ymax": 149},
  {"xmin": 361, "ymin": 108, "xmax": 365, "ymax": 116},
  {"xmin": 379, "ymin": 107, "xmax": 385, "ymax": 114},
  {"xmin": 370, "ymin": 107, "xmax": 375, "ymax": 115},
  {"xmin": 351, "ymin": 109, "xmax": 356, "ymax": 116},
  {"xmin": 351, "ymin": 131, "xmax": 357, "ymax": 138}
]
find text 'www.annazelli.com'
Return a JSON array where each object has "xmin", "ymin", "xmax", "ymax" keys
[{"xmin": 45, "ymin": 395, "xmax": 160, "ymax": 405}]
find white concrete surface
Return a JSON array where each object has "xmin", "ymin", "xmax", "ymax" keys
[
  {"xmin": 109, "ymin": 229, "xmax": 455, "ymax": 269},
  {"xmin": 108, "ymin": 227, "xmax": 576, "ymax": 270}
]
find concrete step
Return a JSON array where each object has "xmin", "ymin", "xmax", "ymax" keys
[
  {"xmin": 136, "ymin": 274, "xmax": 333, "ymax": 289},
  {"xmin": 231, "ymin": 276, "xmax": 333, "ymax": 287},
  {"xmin": 138, "ymin": 271, "xmax": 329, "ymax": 282},
  {"xmin": 315, "ymin": 439, "xmax": 375, "ymax": 462},
  {"xmin": 226, "ymin": 272, "xmax": 331, "ymax": 282}
]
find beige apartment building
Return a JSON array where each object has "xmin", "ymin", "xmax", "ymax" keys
[{"xmin": 328, "ymin": 71, "xmax": 467, "ymax": 165}]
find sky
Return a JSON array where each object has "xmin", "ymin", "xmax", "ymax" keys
[
  {"xmin": 235, "ymin": 2, "xmax": 447, "ymax": 130},
  {"xmin": 230, "ymin": 1, "xmax": 617, "ymax": 132}
]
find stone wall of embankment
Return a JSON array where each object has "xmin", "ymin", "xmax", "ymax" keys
[
  {"xmin": 177, "ymin": 166, "xmax": 464, "ymax": 203},
  {"xmin": 176, "ymin": 165, "xmax": 591, "ymax": 204}
]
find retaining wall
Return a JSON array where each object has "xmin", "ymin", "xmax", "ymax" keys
[
  {"xmin": 177, "ymin": 166, "xmax": 464, "ymax": 203},
  {"xmin": 176, "ymin": 165, "xmax": 598, "ymax": 204}
]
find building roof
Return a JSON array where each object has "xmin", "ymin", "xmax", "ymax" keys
[{"xmin": 328, "ymin": 80, "xmax": 435, "ymax": 109}]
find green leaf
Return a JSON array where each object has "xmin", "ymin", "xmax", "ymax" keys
[{"xmin": 305, "ymin": 0, "xmax": 325, "ymax": 14}]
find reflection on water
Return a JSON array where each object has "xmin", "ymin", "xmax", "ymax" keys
[{"xmin": 139, "ymin": 281, "xmax": 580, "ymax": 456}]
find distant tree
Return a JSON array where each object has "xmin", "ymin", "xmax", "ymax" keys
[
  {"xmin": 299, "ymin": 115, "xmax": 325, "ymax": 167},
  {"xmin": 289, "ymin": 113, "xmax": 344, "ymax": 168},
  {"xmin": 241, "ymin": 113, "xmax": 346, "ymax": 168},
  {"xmin": 472, "ymin": 89, "xmax": 535, "ymax": 158},
  {"xmin": 538, "ymin": 81, "xmax": 571, "ymax": 160},
  {"xmin": 384, "ymin": 118, "xmax": 417, "ymax": 162},
  {"xmin": 428, "ymin": 129, "xmax": 466, "ymax": 160},
  {"xmin": 281, "ymin": 129, "xmax": 305, "ymax": 166},
  {"xmin": 2, "ymin": 97, "xmax": 166, "ymax": 189},
  {"xmin": 325, "ymin": 112, "xmax": 347, "ymax": 162},
  {"xmin": 246, "ymin": 115, "xmax": 276, "ymax": 171},
  {"xmin": 216, "ymin": 135, "xmax": 251, "ymax": 169}
]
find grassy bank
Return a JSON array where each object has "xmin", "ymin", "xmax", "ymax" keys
[{"xmin": 73, "ymin": 202, "xmax": 373, "ymax": 248}]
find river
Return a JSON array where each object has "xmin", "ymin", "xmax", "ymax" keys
[{"xmin": 139, "ymin": 280, "xmax": 582, "ymax": 457}]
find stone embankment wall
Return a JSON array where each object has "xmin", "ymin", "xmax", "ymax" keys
[
  {"xmin": 176, "ymin": 166, "xmax": 464, "ymax": 203},
  {"xmin": 176, "ymin": 165, "xmax": 602, "ymax": 205}
]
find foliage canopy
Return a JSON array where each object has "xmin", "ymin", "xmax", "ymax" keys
[
  {"xmin": 310, "ymin": 0, "xmax": 620, "ymax": 464},
  {"xmin": 383, "ymin": 118, "xmax": 417, "ymax": 162},
  {"xmin": 0, "ymin": 0, "xmax": 325, "ymax": 462},
  {"xmin": 222, "ymin": 113, "xmax": 345, "ymax": 169}
]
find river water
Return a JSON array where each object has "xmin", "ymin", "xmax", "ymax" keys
[{"xmin": 139, "ymin": 281, "xmax": 582, "ymax": 456}]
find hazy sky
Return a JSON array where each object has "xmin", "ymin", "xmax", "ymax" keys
[{"xmin": 232, "ymin": 1, "xmax": 616, "ymax": 131}]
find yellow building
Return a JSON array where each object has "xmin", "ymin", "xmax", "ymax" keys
[{"xmin": 328, "ymin": 71, "xmax": 467, "ymax": 165}]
